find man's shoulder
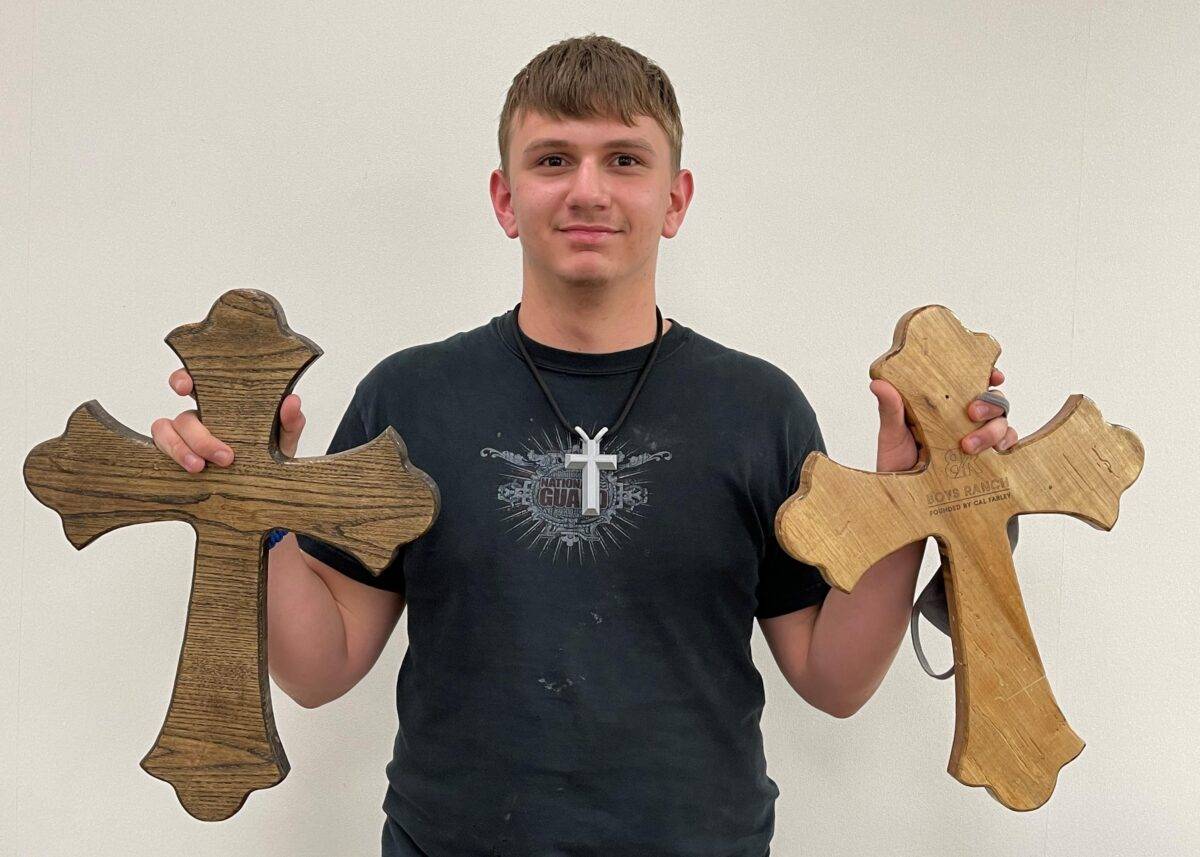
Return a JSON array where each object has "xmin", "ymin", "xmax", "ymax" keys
[
  {"xmin": 687, "ymin": 328, "xmax": 810, "ymax": 406},
  {"xmin": 356, "ymin": 317, "xmax": 496, "ymax": 393},
  {"xmin": 686, "ymin": 327, "xmax": 821, "ymax": 466}
]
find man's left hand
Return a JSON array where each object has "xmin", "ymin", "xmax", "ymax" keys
[{"xmin": 869, "ymin": 368, "xmax": 1018, "ymax": 474}]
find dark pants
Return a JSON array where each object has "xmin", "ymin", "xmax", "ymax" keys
[{"xmin": 382, "ymin": 815, "xmax": 770, "ymax": 857}]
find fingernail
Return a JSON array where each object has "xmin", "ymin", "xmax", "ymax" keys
[
  {"xmin": 184, "ymin": 453, "xmax": 203, "ymax": 470},
  {"xmin": 214, "ymin": 449, "xmax": 233, "ymax": 466},
  {"xmin": 965, "ymin": 439, "xmax": 979, "ymax": 453},
  {"xmin": 172, "ymin": 379, "xmax": 184, "ymax": 392}
]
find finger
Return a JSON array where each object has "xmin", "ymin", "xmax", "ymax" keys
[
  {"xmin": 151, "ymin": 417, "xmax": 206, "ymax": 473},
  {"xmin": 990, "ymin": 367, "xmax": 1005, "ymax": 385},
  {"xmin": 999, "ymin": 426, "xmax": 1018, "ymax": 451},
  {"xmin": 968, "ymin": 399, "xmax": 1005, "ymax": 422},
  {"xmin": 962, "ymin": 417, "xmax": 1008, "ymax": 454},
  {"xmin": 174, "ymin": 410, "xmax": 235, "ymax": 466},
  {"xmin": 169, "ymin": 369, "xmax": 194, "ymax": 397}
]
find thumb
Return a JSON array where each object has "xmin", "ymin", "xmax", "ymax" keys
[
  {"xmin": 278, "ymin": 394, "xmax": 306, "ymax": 457},
  {"xmin": 869, "ymin": 379, "xmax": 907, "ymax": 435}
]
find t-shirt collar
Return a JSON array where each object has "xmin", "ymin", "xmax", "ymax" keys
[{"xmin": 493, "ymin": 308, "xmax": 690, "ymax": 375}]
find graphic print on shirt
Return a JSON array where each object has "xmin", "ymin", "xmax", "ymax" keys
[{"xmin": 480, "ymin": 424, "xmax": 672, "ymax": 564}]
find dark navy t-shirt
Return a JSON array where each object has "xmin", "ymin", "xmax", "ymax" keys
[{"xmin": 295, "ymin": 308, "xmax": 829, "ymax": 857}]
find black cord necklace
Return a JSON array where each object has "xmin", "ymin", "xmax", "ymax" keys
[{"xmin": 510, "ymin": 301, "xmax": 665, "ymax": 516}]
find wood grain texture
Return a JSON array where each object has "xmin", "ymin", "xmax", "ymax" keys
[
  {"xmin": 23, "ymin": 289, "xmax": 440, "ymax": 821},
  {"xmin": 774, "ymin": 305, "xmax": 1144, "ymax": 811}
]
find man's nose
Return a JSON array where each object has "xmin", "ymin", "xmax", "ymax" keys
[{"xmin": 564, "ymin": 158, "xmax": 610, "ymax": 204}]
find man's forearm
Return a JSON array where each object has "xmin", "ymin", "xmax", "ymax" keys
[
  {"xmin": 266, "ymin": 533, "xmax": 352, "ymax": 708},
  {"xmin": 800, "ymin": 539, "xmax": 927, "ymax": 717}
]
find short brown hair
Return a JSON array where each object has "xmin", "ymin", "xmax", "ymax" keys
[{"xmin": 497, "ymin": 34, "xmax": 683, "ymax": 177}]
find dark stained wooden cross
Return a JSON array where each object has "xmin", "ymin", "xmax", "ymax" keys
[
  {"xmin": 23, "ymin": 289, "xmax": 439, "ymax": 821},
  {"xmin": 774, "ymin": 305, "xmax": 1144, "ymax": 811}
]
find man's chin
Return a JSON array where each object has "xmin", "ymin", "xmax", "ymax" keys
[
  {"xmin": 555, "ymin": 260, "xmax": 616, "ymax": 289},
  {"xmin": 559, "ymin": 275, "xmax": 611, "ymax": 290}
]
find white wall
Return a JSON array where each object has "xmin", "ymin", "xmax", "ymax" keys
[{"xmin": 2, "ymin": 1, "xmax": 1196, "ymax": 854}]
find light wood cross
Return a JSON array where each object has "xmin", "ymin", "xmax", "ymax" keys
[
  {"xmin": 23, "ymin": 289, "xmax": 439, "ymax": 821},
  {"xmin": 774, "ymin": 305, "xmax": 1144, "ymax": 811}
]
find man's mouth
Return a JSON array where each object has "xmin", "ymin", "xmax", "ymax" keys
[{"xmin": 560, "ymin": 227, "xmax": 619, "ymax": 243}]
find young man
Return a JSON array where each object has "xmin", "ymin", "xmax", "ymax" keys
[{"xmin": 151, "ymin": 35, "xmax": 1014, "ymax": 857}]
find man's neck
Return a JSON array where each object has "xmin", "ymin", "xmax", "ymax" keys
[{"xmin": 516, "ymin": 280, "xmax": 672, "ymax": 354}]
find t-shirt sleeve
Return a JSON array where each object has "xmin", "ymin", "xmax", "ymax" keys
[
  {"xmin": 754, "ymin": 391, "xmax": 832, "ymax": 620},
  {"xmin": 293, "ymin": 384, "xmax": 407, "ymax": 595}
]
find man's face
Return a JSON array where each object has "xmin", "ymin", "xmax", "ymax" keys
[{"xmin": 490, "ymin": 109, "xmax": 693, "ymax": 291}]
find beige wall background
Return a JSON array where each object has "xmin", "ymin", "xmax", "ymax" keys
[{"xmin": 2, "ymin": 1, "xmax": 1196, "ymax": 854}]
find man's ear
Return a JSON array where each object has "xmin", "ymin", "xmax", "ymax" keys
[
  {"xmin": 661, "ymin": 168, "xmax": 694, "ymax": 239},
  {"xmin": 489, "ymin": 168, "xmax": 519, "ymax": 239}
]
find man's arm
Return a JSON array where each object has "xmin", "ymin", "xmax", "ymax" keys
[
  {"xmin": 154, "ymin": 367, "xmax": 404, "ymax": 710},
  {"xmin": 760, "ymin": 367, "xmax": 1016, "ymax": 718},
  {"xmin": 760, "ymin": 541, "xmax": 924, "ymax": 718},
  {"xmin": 267, "ymin": 532, "xmax": 406, "ymax": 708}
]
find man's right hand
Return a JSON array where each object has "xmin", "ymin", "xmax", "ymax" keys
[
  {"xmin": 150, "ymin": 368, "xmax": 307, "ymax": 472},
  {"xmin": 148, "ymin": 367, "xmax": 398, "ymax": 711}
]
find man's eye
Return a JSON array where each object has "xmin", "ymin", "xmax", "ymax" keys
[{"xmin": 536, "ymin": 154, "xmax": 641, "ymax": 168}]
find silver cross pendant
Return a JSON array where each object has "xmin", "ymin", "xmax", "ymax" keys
[{"xmin": 564, "ymin": 426, "xmax": 618, "ymax": 516}]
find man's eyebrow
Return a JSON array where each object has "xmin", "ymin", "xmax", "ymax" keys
[{"xmin": 522, "ymin": 137, "xmax": 656, "ymax": 155}]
